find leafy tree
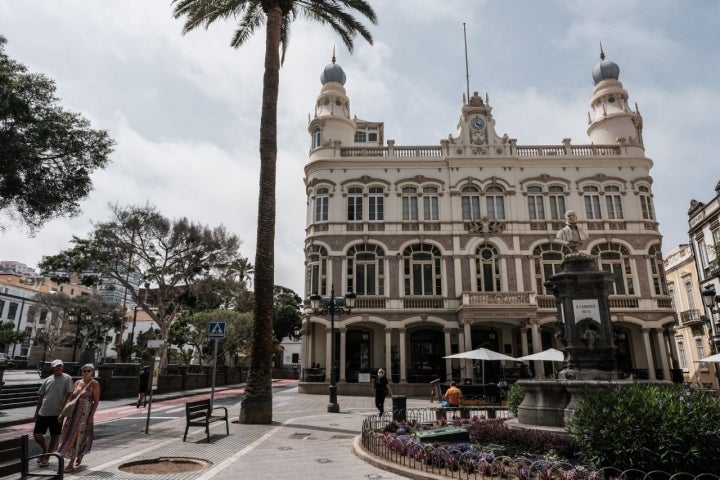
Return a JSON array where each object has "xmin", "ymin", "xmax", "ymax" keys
[
  {"xmin": 28, "ymin": 292, "xmax": 123, "ymax": 363},
  {"xmin": 273, "ymin": 285, "xmax": 301, "ymax": 343},
  {"xmin": 173, "ymin": 0, "xmax": 376, "ymax": 425},
  {"xmin": 0, "ymin": 35, "xmax": 115, "ymax": 231},
  {"xmin": 0, "ymin": 321, "xmax": 26, "ymax": 350},
  {"xmin": 221, "ymin": 311, "xmax": 253, "ymax": 367},
  {"xmin": 39, "ymin": 203, "xmax": 244, "ymax": 371},
  {"xmin": 27, "ymin": 291, "xmax": 76, "ymax": 363},
  {"xmin": 170, "ymin": 310, "xmax": 253, "ymax": 367}
]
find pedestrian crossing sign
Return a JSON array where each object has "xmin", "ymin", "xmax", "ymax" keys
[{"xmin": 209, "ymin": 321, "xmax": 226, "ymax": 338}]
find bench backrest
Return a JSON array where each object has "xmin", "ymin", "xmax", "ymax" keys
[
  {"xmin": 185, "ymin": 399, "xmax": 210, "ymax": 420},
  {"xmin": 0, "ymin": 435, "xmax": 28, "ymax": 478}
]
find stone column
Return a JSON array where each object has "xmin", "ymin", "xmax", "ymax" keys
[
  {"xmin": 339, "ymin": 328, "xmax": 347, "ymax": 382},
  {"xmin": 444, "ymin": 328, "xmax": 453, "ymax": 381},
  {"xmin": 464, "ymin": 321, "xmax": 473, "ymax": 378},
  {"xmin": 399, "ymin": 328, "xmax": 407, "ymax": 382},
  {"xmin": 385, "ymin": 328, "xmax": 392, "ymax": 377},
  {"xmin": 530, "ymin": 320, "xmax": 544, "ymax": 379},
  {"xmin": 657, "ymin": 329, "xmax": 670, "ymax": 381},
  {"xmin": 520, "ymin": 325, "xmax": 529, "ymax": 356},
  {"xmin": 642, "ymin": 328, "xmax": 656, "ymax": 380}
]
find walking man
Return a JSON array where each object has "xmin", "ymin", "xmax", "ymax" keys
[{"xmin": 33, "ymin": 359, "xmax": 73, "ymax": 466}]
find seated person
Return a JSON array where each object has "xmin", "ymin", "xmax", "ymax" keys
[{"xmin": 444, "ymin": 381, "xmax": 463, "ymax": 407}]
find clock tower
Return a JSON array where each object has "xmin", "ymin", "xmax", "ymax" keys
[{"xmin": 449, "ymin": 91, "xmax": 512, "ymax": 154}]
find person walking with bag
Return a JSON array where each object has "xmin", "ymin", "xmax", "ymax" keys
[
  {"xmin": 57, "ymin": 363, "xmax": 100, "ymax": 473},
  {"xmin": 33, "ymin": 359, "xmax": 73, "ymax": 467},
  {"xmin": 372, "ymin": 368, "xmax": 393, "ymax": 416},
  {"xmin": 137, "ymin": 365, "xmax": 150, "ymax": 408}
]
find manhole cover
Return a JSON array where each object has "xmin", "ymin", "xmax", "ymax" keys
[{"xmin": 119, "ymin": 457, "xmax": 212, "ymax": 474}]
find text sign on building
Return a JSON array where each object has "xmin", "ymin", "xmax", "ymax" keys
[
  {"xmin": 572, "ymin": 299, "xmax": 601, "ymax": 323},
  {"xmin": 209, "ymin": 321, "xmax": 226, "ymax": 339},
  {"xmin": 147, "ymin": 340, "xmax": 165, "ymax": 348}
]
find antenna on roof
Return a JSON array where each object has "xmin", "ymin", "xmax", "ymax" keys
[{"xmin": 463, "ymin": 23, "xmax": 470, "ymax": 104}]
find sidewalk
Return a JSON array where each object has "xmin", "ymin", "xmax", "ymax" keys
[{"xmin": 1, "ymin": 382, "xmax": 441, "ymax": 479}]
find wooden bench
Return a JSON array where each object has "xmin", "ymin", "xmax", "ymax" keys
[
  {"xmin": 183, "ymin": 399, "xmax": 229, "ymax": 443},
  {"xmin": 0, "ymin": 435, "xmax": 64, "ymax": 479}
]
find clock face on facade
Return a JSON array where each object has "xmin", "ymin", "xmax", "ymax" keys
[{"xmin": 470, "ymin": 117, "xmax": 485, "ymax": 130}]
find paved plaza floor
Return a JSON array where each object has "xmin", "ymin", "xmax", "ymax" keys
[{"xmin": 0, "ymin": 380, "xmax": 440, "ymax": 479}]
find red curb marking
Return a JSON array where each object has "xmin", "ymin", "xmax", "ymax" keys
[{"xmin": 0, "ymin": 380, "xmax": 297, "ymax": 437}]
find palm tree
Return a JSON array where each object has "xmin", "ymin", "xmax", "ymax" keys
[{"xmin": 172, "ymin": 0, "xmax": 376, "ymax": 424}]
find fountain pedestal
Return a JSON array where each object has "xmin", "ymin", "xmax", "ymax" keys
[{"xmin": 517, "ymin": 254, "xmax": 625, "ymax": 429}]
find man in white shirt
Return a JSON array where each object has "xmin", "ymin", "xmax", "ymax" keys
[{"xmin": 33, "ymin": 359, "xmax": 73, "ymax": 466}]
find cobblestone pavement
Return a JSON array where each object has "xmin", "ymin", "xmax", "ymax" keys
[{"xmin": 1, "ymin": 382, "xmax": 439, "ymax": 479}]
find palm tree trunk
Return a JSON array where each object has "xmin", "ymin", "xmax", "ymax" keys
[{"xmin": 239, "ymin": 4, "xmax": 281, "ymax": 425}]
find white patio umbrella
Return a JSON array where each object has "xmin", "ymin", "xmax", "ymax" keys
[
  {"xmin": 444, "ymin": 348, "xmax": 519, "ymax": 384},
  {"xmin": 698, "ymin": 353, "xmax": 720, "ymax": 362},
  {"xmin": 518, "ymin": 348, "xmax": 565, "ymax": 376},
  {"xmin": 517, "ymin": 348, "xmax": 565, "ymax": 362}
]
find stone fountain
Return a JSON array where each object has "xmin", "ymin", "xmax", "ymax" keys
[{"xmin": 513, "ymin": 215, "xmax": 668, "ymax": 431}]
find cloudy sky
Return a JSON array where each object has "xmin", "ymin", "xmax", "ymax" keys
[{"xmin": 1, "ymin": 0, "xmax": 718, "ymax": 295}]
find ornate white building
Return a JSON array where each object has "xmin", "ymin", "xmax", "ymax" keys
[{"xmin": 300, "ymin": 51, "xmax": 677, "ymax": 394}]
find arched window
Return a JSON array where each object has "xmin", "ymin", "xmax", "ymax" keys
[
  {"xmin": 315, "ymin": 187, "xmax": 329, "ymax": 222},
  {"xmin": 485, "ymin": 186, "xmax": 506, "ymax": 220},
  {"xmin": 307, "ymin": 245, "xmax": 328, "ymax": 296},
  {"xmin": 368, "ymin": 186, "xmax": 384, "ymax": 221},
  {"xmin": 347, "ymin": 187, "xmax": 363, "ymax": 221},
  {"xmin": 527, "ymin": 186, "xmax": 545, "ymax": 220},
  {"xmin": 475, "ymin": 243, "xmax": 500, "ymax": 292},
  {"xmin": 639, "ymin": 185, "xmax": 655, "ymax": 220},
  {"xmin": 604, "ymin": 185, "xmax": 624, "ymax": 219},
  {"xmin": 583, "ymin": 185, "xmax": 602, "ymax": 219},
  {"xmin": 422, "ymin": 186, "xmax": 439, "ymax": 221},
  {"xmin": 461, "ymin": 186, "xmax": 481, "ymax": 221},
  {"xmin": 312, "ymin": 128, "xmax": 322, "ymax": 149},
  {"xmin": 648, "ymin": 244, "xmax": 668, "ymax": 295},
  {"xmin": 347, "ymin": 244, "xmax": 385, "ymax": 295},
  {"xmin": 533, "ymin": 243, "xmax": 569, "ymax": 294},
  {"xmin": 548, "ymin": 185, "xmax": 566, "ymax": 220},
  {"xmin": 403, "ymin": 244, "xmax": 442, "ymax": 296},
  {"xmin": 402, "ymin": 186, "xmax": 418, "ymax": 221},
  {"xmin": 591, "ymin": 242, "xmax": 634, "ymax": 295}
]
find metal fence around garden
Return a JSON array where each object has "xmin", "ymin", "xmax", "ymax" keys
[{"xmin": 360, "ymin": 407, "xmax": 720, "ymax": 480}]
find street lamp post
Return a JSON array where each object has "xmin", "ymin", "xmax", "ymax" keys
[{"xmin": 309, "ymin": 285, "xmax": 356, "ymax": 413}]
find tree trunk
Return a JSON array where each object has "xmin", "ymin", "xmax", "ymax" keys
[{"xmin": 239, "ymin": 5, "xmax": 281, "ymax": 425}]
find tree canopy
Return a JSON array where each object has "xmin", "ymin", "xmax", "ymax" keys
[
  {"xmin": 272, "ymin": 285, "xmax": 301, "ymax": 343},
  {"xmin": 0, "ymin": 35, "xmax": 115, "ymax": 231},
  {"xmin": 39, "ymin": 203, "xmax": 246, "ymax": 370}
]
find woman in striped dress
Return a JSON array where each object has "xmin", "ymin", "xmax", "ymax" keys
[{"xmin": 57, "ymin": 363, "xmax": 100, "ymax": 473}]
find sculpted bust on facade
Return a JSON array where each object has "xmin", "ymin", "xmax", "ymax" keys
[{"xmin": 556, "ymin": 210, "xmax": 588, "ymax": 252}]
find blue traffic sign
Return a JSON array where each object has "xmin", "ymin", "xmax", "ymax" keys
[{"xmin": 209, "ymin": 321, "xmax": 226, "ymax": 338}]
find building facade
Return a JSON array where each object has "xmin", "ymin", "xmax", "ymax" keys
[
  {"xmin": 300, "ymin": 52, "xmax": 676, "ymax": 391},
  {"xmin": 0, "ymin": 271, "xmax": 98, "ymax": 362},
  {"xmin": 687, "ymin": 181, "xmax": 720, "ymax": 385},
  {"xmin": 664, "ymin": 244, "xmax": 717, "ymax": 388}
]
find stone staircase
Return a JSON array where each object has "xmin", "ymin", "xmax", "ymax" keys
[{"xmin": 0, "ymin": 383, "xmax": 41, "ymax": 409}]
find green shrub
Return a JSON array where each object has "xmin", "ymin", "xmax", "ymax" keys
[
  {"xmin": 566, "ymin": 383, "xmax": 720, "ymax": 474},
  {"xmin": 506, "ymin": 383, "xmax": 525, "ymax": 417}
]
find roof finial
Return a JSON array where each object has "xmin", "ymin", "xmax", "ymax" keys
[
  {"xmin": 599, "ymin": 41, "xmax": 605, "ymax": 60},
  {"xmin": 332, "ymin": 46, "xmax": 336, "ymax": 64}
]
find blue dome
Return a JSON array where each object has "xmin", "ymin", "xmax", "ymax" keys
[
  {"xmin": 320, "ymin": 61, "xmax": 346, "ymax": 86},
  {"xmin": 592, "ymin": 50, "xmax": 620, "ymax": 85}
]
